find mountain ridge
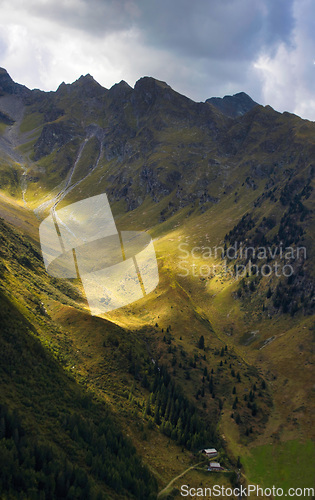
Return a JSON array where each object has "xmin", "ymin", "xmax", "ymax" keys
[{"xmin": 0, "ymin": 67, "xmax": 261, "ymax": 118}]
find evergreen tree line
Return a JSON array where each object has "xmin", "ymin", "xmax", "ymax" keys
[
  {"xmin": 142, "ymin": 364, "xmax": 219, "ymax": 451},
  {"xmin": 62, "ymin": 411, "xmax": 157, "ymax": 499},
  {"xmin": 0, "ymin": 403, "xmax": 157, "ymax": 500}
]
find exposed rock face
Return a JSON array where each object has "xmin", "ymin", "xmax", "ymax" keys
[
  {"xmin": 0, "ymin": 110, "xmax": 14, "ymax": 125},
  {"xmin": 108, "ymin": 80, "xmax": 133, "ymax": 101},
  {"xmin": 56, "ymin": 74, "xmax": 106, "ymax": 99},
  {"xmin": 0, "ymin": 67, "xmax": 31, "ymax": 98},
  {"xmin": 206, "ymin": 92, "xmax": 258, "ymax": 118},
  {"xmin": 140, "ymin": 166, "xmax": 171, "ymax": 202},
  {"xmin": 34, "ymin": 122, "xmax": 78, "ymax": 160}
]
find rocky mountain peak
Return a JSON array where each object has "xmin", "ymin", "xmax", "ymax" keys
[
  {"xmin": 55, "ymin": 73, "xmax": 106, "ymax": 99},
  {"xmin": 75, "ymin": 73, "xmax": 98, "ymax": 85},
  {"xmin": 206, "ymin": 91, "xmax": 258, "ymax": 118},
  {"xmin": 134, "ymin": 76, "xmax": 172, "ymax": 96},
  {"xmin": 132, "ymin": 76, "xmax": 193, "ymax": 117},
  {"xmin": 72, "ymin": 73, "xmax": 106, "ymax": 97},
  {"xmin": 108, "ymin": 80, "xmax": 133, "ymax": 100},
  {"xmin": 0, "ymin": 68, "xmax": 31, "ymax": 98}
]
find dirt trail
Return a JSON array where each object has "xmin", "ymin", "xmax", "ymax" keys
[{"xmin": 157, "ymin": 461, "xmax": 204, "ymax": 498}]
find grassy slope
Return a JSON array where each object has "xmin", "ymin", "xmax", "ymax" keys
[
  {"xmin": 152, "ymin": 208, "xmax": 315, "ymax": 499},
  {"xmin": 0, "ymin": 198, "xmax": 281, "ymax": 500},
  {"xmin": 0, "ymin": 86, "xmax": 314, "ymax": 498},
  {"xmin": 0, "ymin": 199, "xmax": 234, "ymax": 498},
  {"xmin": 108, "ymin": 171, "xmax": 315, "ymax": 498},
  {"xmin": 1, "ymin": 189, "xmax": 314, "ymax": 499},
  {"xmin": 0, "ymin": 210, "xmax": 161, "ymax": 498},
  {"xmin": 0, "ymin": 290, "xmax": 158, "ymax": 500}
]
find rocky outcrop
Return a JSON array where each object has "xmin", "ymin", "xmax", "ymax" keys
[
  {"xmin": 0, "ymin": 110, "xmax": 14, "ymax": 125},
  {"xmin": 56, "ymin": 74, "xmax": 106, "ymax": 99},
  {"xmin": 206, "ymin": 92, "xmax": 258, "ymax": 118},
  {"xmin": 0, "ymin": 68, "xmax": 31, "ymax": 98},
  {"xmin": 33, "ymin": 122, "xmax": 77, "ymax": 160}
]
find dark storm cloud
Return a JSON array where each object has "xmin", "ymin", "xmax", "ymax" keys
[
  {"xmin": 0, "ymin": 0, "xmax": 314, "ymax": 119},
  {"xmin": 28, "ymin": 0, "xmax": 296, "ymax": 61},
  {"xmin": 262, "ymin": 0, "xmax": 295, "ymax": 47},
  {"xmin": 136, "ymin": 0, "xmax": 295, "ymax": 60},
  {"xmin": 28, "ymin": 0, "xmax": 139, "ymax": 35}
]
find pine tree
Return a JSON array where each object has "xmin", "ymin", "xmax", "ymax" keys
[
  {"xmin": 232, "ymin": 397, "xmax": 238, "ymax": 409},
  {"xmin": 145, "ymin": 396, "xmax": 151, "ymax": 416},
  {"xmin": 154, "ymin": 407, "xmax": 161, "ymax": 425},
  {"xmin": 0, "ymin": 416, "xmax": 6, "ymax": 439},
  {"xmin": 198, "ymin": 335, "xmax": 205, "ymax": 349}
]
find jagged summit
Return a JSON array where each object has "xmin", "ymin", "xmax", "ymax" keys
[
  {"xmin": 206, "ymin": 91, "xmax": 258, "ymax": 118},
  {"xmin": 0, "ymin": 68, "xmax": 13, "ymax": 94},
  {"xmin": 77, "ymin": 73, "xmax": 94, "ymax": 81},
  {"xmin": 135, "ymin": 76, "xmax": 171, "ymax": 88},
  {"xmin": 108, "ymin": 80, "xmax": 133, "ymax": 100},
  {"xmin": 0, "ymin": 68, "xmax": 258, "ymax": 118},
  {"xmin": 110, "ymin": 80, "xmax": 132, "ymax": 91},
  {"xmin": 73, "ymin": 73, "xmax": 103, "ymax": 87},
  {"xmin": 55, "ymin": 72, "xmax": 106, "ymax": 99},
  {"xmin": 0, "ymin": 67, "xmax": 31, "ymax": 97}
]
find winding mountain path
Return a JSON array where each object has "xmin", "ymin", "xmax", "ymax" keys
[{"xmin": 157, "ymin": 461, "xmax": 204, "ymax": 498}]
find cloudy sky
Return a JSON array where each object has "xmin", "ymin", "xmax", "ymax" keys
[{"xmin": 0, "ymin": 0, "xmax": 314, "ymax": 120}]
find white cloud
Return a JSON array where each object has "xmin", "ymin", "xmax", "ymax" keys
[
  {"xmin": 0, "ymin": 0, "xmax": 313, "ymax": 119},
  {"xmin": 252, "ymin": 0, "xmax": 315, "ymax": 120}
]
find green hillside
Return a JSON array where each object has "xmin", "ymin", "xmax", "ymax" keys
[{"xmin": 0, "ymin": 68, "xmax": 314, "ymax": 499}]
